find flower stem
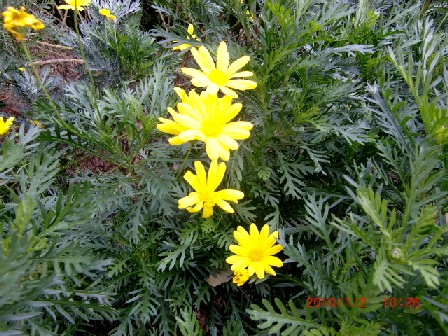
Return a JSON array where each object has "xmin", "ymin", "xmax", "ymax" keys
[{"xmin": 176, "ymin": 143, "xmax": 193, "ymax": 179}]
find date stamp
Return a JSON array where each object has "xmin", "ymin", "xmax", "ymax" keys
[
  {"xmin": 306, "ymin": 297, "xmax": 367, "ymax": 309},
  {"xmin": 383, "ymin": 297, "xmax": 421, "ymax": 308},
  {"xmin": 305, "ymin": 297, "xmax": 421, "ymax": 309}
]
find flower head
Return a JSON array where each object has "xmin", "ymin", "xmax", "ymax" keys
[
  {"xmin": 0, "ymin": 117, "xmax": 14, "ymax": 135},
  {"xmin": 157, "ymin": 89, "xmax": 253, "ymax": 161},
  {"xmin": 233, "ymin": 269, "xmax": 250, "ymax": 286},
  {"xmin": 226, "ymin": 224, "xmax": 283, "ymax": 279},
  {"xmin": 57, "ymin": 0, "xmax": 91, "ymax": 11},
  {"xmin": 181, "ymin": 41, "xmax": 257, "ymax": 98},
  {"xmin": 2, "ymin": 7, "xmax": 44, "ymax": 41},
  {"xmin": 99, "ymin": 9, "xmax": 115, "ymax": 21},
  {"xmin": 173, "ymin": 24, "xmax": 200, "ymax": 51},
  {"xmin": 178, "ymin": 160, "xmax": 244, "ymax": 218}
]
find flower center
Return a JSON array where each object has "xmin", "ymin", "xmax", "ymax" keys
[
  {"xmin": 208, "ymin": 69, "xmax": 229, "ymax": 86},
  {"xmin": 201, "ymin": 118, "xmax": 223, "ymax": 137},
  {"xmin": 248, "ymin": 248, "xmax": 264, "ymax": 262}
]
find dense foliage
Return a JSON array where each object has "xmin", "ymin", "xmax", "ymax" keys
[{"xmin": 1, "ymin": 0, "xmax": 447, "ymax": 335}]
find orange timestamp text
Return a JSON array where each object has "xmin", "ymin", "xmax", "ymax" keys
[
  {"xmin": 383, "ymin": 297, "xmax": 421, "ymax": 308},
  {"xmin": 306, "ymin": 297, "xmax": 367, "ymax": 309}
]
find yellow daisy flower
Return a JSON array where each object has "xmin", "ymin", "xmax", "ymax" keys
[
  {"xmin": 173, "ymin": 24, "xmax": 199, "ymax": 51},
  {"xmin": 178, "ymin": 160, "xmax": 244, "ymax": 218},
  {"xmin": 57, "ymin": 0, "xmax": 91, "ymax": 11},
  {"xmin": 0, "ymin": 117, "xmax": 14, "ymax": 135},
  {"xmin": 226, "ymin": 224, "xmax": 283, "ymax": 279},
  {"xmin": 181, "ymin": 41, "xmax": 257, "ymax": 98},
  {"xmin": 233, "ymin": 269, "xmax": 250, "ymax": 286},
  {"xmin": 157, "ymin": 89, "xmax": 253, "ymax": 161},
  {"xmin": 99, "ymin": 9, "xmax": 115, "ymax": 21},
  {"xmin": 2, "ymin": 7, "xmax": 45, "ymax": 41}
]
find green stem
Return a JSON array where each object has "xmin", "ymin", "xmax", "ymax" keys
[
  {"xmin": 176, "ymin": 143, "xmax": 193, "ymax": 179},
  {"xmin": 21, "ymin": 43, "xmax": 57, "ymax": 109},
  {"xmin": 73, "ymin": 7, "xmax": 98, "ymax": 110}
]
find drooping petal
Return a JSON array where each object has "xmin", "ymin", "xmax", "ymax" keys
[
  {"xmin": 206, "ymin": 137, "xmax": 230, "ymax": 161},
  {"xmin": 202, "ymin": 204, "xmax": 214, "ymax": 218},
  {"xmin": 215, "ymin": 199, "xmax": 235, "ymax": 213},
  {"xmin": 263, "ymin": 256, "xmax": 284, "ymax": 267},
  {"xmin": 178, "ymin": 193, "xmax": 200, "ymax": 208},
  {"xmin": 217, "ymin": 134, "xmax": 239, "ymax": 151}
]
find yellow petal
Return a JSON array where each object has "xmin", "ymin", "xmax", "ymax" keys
[
  {"xmin": 217, "ymin": 134, "xmax": 239, "ymax": 151},
  {"xmin": 215, "ymin": 189, "xmax": 244, "ymax": 202},
  {"xmin": 181, "ymin": 67, "xmax": 207, "ymax": 79},
  {"xmin": 178, "ymin": 193, "xmax": 200, "ymax": 208},
  {"xmin": 202, "ymin": 205, "xmax": 214, "ymax": 218},
  {"xmin": 216, "ymin": 41, "xmax": 229, "ymax": 71},
  {"xmin": 231, "ymin": 71, "xmax": 253, "ymax": 78},
  {"xmin": 219, "ymin": 86, "xmax": 238, "ymax": 98},
  {"xmin": 222, "ymin": 122, "xmax": 253, "ymax": 139},
  {"xmin": 215, "ymin": 199, "xmax": 234, "ymax": 213},
  {"xmin": 226, "ymin": 56, "xmax": 250, "ymax": 76},
  {"xmin": 206, "ymin": 137, "xmax": 230, "ymax": 161},
  {"xmin": 249, "ymin": 223, "xmax": 259, "ymax": 240},
  {"xmin": 194, "ymin": 161, "xmax": 207, "ymax": 186},
  {"xmin": 264, "ymin": 255, "xmax": 283, "ymax": 267},
  {"xmin": 207, "ymin": 161, "xmax": 226, "ymax": 191},
  {"xmin": 187, "ymin": 24, "xmax": 194, "ymax": 35},
  {"xmin": 183, "ymin": 171, "xmax": 202, "ymax": 191},
  {"xmin": 226, "ymin": 79, "xmax": 257, "ymax": 90}
]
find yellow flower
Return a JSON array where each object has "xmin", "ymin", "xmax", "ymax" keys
[
  {"xmin": 18, "ymin": 67, "xmax": 25, "ymax": 72},
  {"xmin": 178, "ymin": 160, "xmax": 244, "ymax": 218},
  {"xmin": 233, "ymin": 269, "xmax": 250, "ymax": 286},
  {"xmin": 173, "ymin": 24, "xmax": 200, "ymax": 51},
  {"xmin": 99, "ymin": 9, "xmax": 115, "ymax": 21},
  {"xmin": 181, "ymin": 41, "xmax": 257, "ymax": 98},
  {"xmin": 226, "ymin": 224, "xmax": 283, "ymax": 279},
  {"xmin": 0, "ymin": 117, "xmax": 14, "ymax": 135},
  {"xmin": 157, "ymin": 89, "xmax": 253, "ymax": 161},
  {"xmin": 57, "ymin": 0, "xmax": 91, "ymax": 11},
  {"xmin": 2, "ymin": 7, "xmax": 45, "ymax": 41},
  {"xmin": 30, "ymin": 120, "xmax": 44, "ymax": 128}
]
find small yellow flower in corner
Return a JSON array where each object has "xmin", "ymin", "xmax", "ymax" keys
[
  {"xmin": 178, "ymin": 160, "xmax": 244, "ymax": 218},
  {"xmin": 233, "ymin": 269, "xmax": 250, "ymax": 286},
  {"xmin": 157, "ymin": 89, "xmax": 253, "ymax": 161},
  {"xmin": 99, "ymin": 9, "xmax": 115, "ymax": 21},
  {"xmin": 30, "ymin": 120, "xmax": 44, "ymax": 129},
  {"xmin": 0, "ymin": 117, "xmax": 14, "ymax": 135},
  {"xmin": 18, "ymin": 67, "xmax": 25, "ymax": 72},
  {"xmin": 173, "ymin": 24, "xmax": 200, "ymax": 51},
  {"xmin": 2, "ymin": 7, "xmax": 45, "ymax": 41},
  {"xmin": 57, "ymin": 0, "xmax": 91, "ymax": 11},
  {"xmin": 181, "ymin": 41, "xmax": 257, "ymax": 98},
  {"xmin": 226, "ymin": 224, "xmax": 283, "ymax": 280}
]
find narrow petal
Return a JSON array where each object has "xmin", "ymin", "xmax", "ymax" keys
[
  {"xmin": 259, "ymin": 225, "xmax": 270, "ymax": 240},
  {"xmin": 216, "ymin": 42, "xmax": 229, "ymax": 71},
  {"xmin": 202, "ymin": 205, "xmax": 214, "ymax": 218},
  {"xmin": 266, "ymin": 244, "xmax": 284, "ymax": 256},
  {"xmin": 168, "ymin": 136, "xmax": 187, "ymax": 145},
  {"xmin": 222, "ymin": 122, "xmax": 253, "ymax": 139},
  {"xmin": 217, "ymin": 134, "xmax": 239, "ymax": 151},
  {"xmin": 194, "ymin": 161, "xmax": 207, "ymax": 186},
  {"xmin": 206, "ymin": 137, "xmax": 230, "ymax": 161},
  {"xmin": 181, "ymin": 67, "xmax": 207, "ymax": 78},
  {"xmin": 226, "ymin": 79, "xmax": 257, "ymax": 90},
  {"xmin": 207, "ymin": 161, "xmax": 226, "ymax": 191},
  {"xmin": 226, "ymin": 56, "xmax": 250, "ymax": 76},
  {"xmin": 254, "ymin": 263, "xmax": 265, "ymax": 279},
  {"xmin": 178, "ymin": 193, "xmax": 200, "ymax": 208},
  {"xmin": 177, "ymin": 129, "xmax": 205, "ymax": 142},
  {"xmin": 172, "ymin": 113, "xmax": 202, "ymax": 129},
  {"xmin": 263, "ymin": 264, "xmax": 277, "ymax": 276},
  {"xmin": 229, "ymin": 245, "xmax": 247, "ymax": 255},
  {"xmin": 183, "ymin": 171, "xmax": 202, "ymax": 191},
  {"xmin": 264, "ymin": 256, "xmax": 284, "ymax": 268},
  {"xmin": 231, "ymin": 71, "xmax": 253, "ymax": 78},
  {"xmin": 219, "ymin": 86, "xmax": 238, "ymax": 98},
  {"xmin": 215, "ymin": 189, "xmax": 244, "ymax": 202},
  {"xmin": 249, "ymin": 223, "xmax": 259, "ymax": 240},
  {"xmin": 205, "ymin": 83, "xmax": 220, "ymax": 95},
  {"xmin": 215, "ymin": 199, "xmax": 235, "ymax": 213}
]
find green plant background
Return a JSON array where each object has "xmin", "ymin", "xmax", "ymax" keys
[{"xmin": 0, "ymin": 0, "xmax": 447, "ymax": 335}]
